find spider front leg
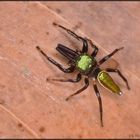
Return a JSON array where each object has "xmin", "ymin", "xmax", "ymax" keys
[
  {"xmin": 46, "ymin": 73, "xmax": 81, "ymax": 83},
  {"xmin": 53, "ymin": 23, "xmax": 88, "ymax": 53},
  {"xmin": 99, "ymin": 47, "xmax": 124, "ymax": 65},
  {"xmin": 85, "ymin": 38, "xmax": 99, "ymax": 57},
  {"xmin": 66, "ymin": 78, "xmax": 89, "ymax": 101},
  {"xmin": 93, "ymin": 82, "xmax": 103, "ymax": 127},
  {"xmin": 106, "ymin": 68, "xmax": 130, "ymax": 90},
  {"xmin": 36, "ymin": 46, "xmax": 75, "ymax": 73}
]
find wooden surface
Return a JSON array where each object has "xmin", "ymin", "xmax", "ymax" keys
[{"xmin": 0, "ymin": 2, "xmax": 140, "ymax": 138}]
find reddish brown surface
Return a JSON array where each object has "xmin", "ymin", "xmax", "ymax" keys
[{"xmin": 0, "ymin": 2, "xmax": 140, "ymax": 138}]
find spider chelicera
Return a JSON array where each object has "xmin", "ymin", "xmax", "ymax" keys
[{"xmin": 36, "ymin": 23, "xmax": 130, "ymax": 127}]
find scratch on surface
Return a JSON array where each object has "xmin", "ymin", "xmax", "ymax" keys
[
  {"xmin": 25, "ymin": 74, "xmax": 60, "ymax": 103},
  {"xmin": 0, "ymin": 105, "xmax": 40, "ymax": 138},
  {"xmin": 0, "ymin": 55, "xmax": 8, "ymax": 60},
  {"xmin": 0, "ymin": 53, "xmax": 61, "ymax": 104}
]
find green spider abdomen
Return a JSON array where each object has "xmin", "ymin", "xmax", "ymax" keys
[
  {"xmin": 97, "ymin": 71, "xmax": 122, "ymax": 95},
  {"xmin": 76, "ymin": 54, "xmax": 96, "ymax": 74}
]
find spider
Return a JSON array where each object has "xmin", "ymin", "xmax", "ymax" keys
[{"xmin": 36, "ymin": 23, "xmax": 130, "ymax": 127}]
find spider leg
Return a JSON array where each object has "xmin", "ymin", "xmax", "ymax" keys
[
  {"xmin": 47, "ymin": 73, "xmax": 81, "ymax": 83},
  {"xmin": 99, "ymin": 47, "xmax": 124, "ymax": 65},
  {"xmin": 36, "ymin": 46, "xmax": 75, "ymax": 73},
  {"xmin": 106, "ymin": 68, "xmax": 130, "ymax": 90},
  {"xmin": 85, "ymin": 38, "xmax": 99, "ymax": 57},
  {"xmin": 93, "ymin": 82, "xmax": 103, "ymax": 127},
  {"xmin": 53, "ymin": 23, "xmax": 88, "ymax": 53},
  {"xmin": 66, "ymin": 78, "xmax": 89, "ymax": 101}
]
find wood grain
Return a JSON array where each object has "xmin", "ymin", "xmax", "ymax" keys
[
  {"xmin": 0, "ymin": 2, "xmax": 139, "ymax": 138},
  {"xmin": 44, "ymin": 1, "xmax": 140, "ymax": 78}
]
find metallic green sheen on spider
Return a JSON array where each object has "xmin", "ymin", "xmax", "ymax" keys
[
  {"xmin": 76, "ymin": 54, "xmax": 95, "ymax": 73},
  {"xmin": 98, "ymin": 71, "xmax": 121, "ymax": 95},
  {"xmin": 76, "ymin": 54, "xmax": 122, "ymax": 95},
  {"xmin": 36, "ymin": 23, "xmax": 130, "ymax": 127}
]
